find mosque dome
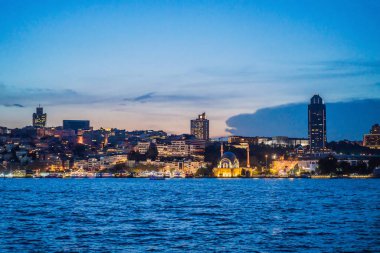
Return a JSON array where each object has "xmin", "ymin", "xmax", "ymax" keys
[
  {"xmin": 218, "ymin": 151, "xmax": 240, "ymax": 169},
  {"xmin": 221, "ymin": 152, "xmax": 237, "ymax": 162}
]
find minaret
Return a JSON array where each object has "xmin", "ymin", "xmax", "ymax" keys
[
  {"xmin": 220, "ymin": 142, "xmax": 224, "ymax": 158},
  {"xmin": 246, "ymin": 145, "xmax": 250, "ymax": 168}
]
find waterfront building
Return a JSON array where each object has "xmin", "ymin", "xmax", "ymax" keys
[
  {"xmin": 156, "ymin": 139, "xmax": 205, "ymax": 161},
  {"xmin": 32, "ymin": 106, "xmax": 47, "ymax": 128},
  {"xmin": 159, "ymin": 160, "xmax": 209, "ymax": 175},
  {"xmin": 229, "ymin": 135, "xmax": 308, "ymax": 147},
  {"xmin": 297, "ymin": 159, "xmax": 319, "ymax": 173},
  {"xmin": 63, "ymin": 120, "xmax": 90, "ymax": 132},
  {"xmin": 308, "ymin": 95, "xmax": 327, "ymax": 153},
  {"xmin": 190, "ymin": 112, "xmax": 209, "ymax": 141},
  {"xmin": 363, "ymin": 124, "xmax": 380, "ymax": 149}
]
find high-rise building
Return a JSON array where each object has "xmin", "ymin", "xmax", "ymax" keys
[
  {"xmin": 190, "ymin": 112, "xmax": 209, "ymax": 141},
  {"xmin": 63, "ymin": 120, "xmax": 90, "ymax": 132},
  {"xmin": 308, "ymin": 95, "xmax": 327, "ymax": 153},
  {"xmin": 32, "ymin": 105, "xmax": 47, "ymax": 128},
  {"xmin": 363, "ymin": 124, "xmax": 380, "ymax": 149}
]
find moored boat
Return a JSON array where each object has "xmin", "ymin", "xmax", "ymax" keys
[
  {"xmin": 149, "ymin": 172, "xmax": 165, "ymax": 180},
  {"xmin": 172, "ymin": 171, "xmax": 183, "ymax": 178}
]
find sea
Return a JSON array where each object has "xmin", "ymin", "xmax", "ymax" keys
[{"xmin": 0, "ymin": 178, "xmax": 379, "ymax": 252}]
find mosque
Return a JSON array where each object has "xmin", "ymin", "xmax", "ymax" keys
[{"xmin": 213, "ymin": 143, "xmax": 255, "ymax": 177}]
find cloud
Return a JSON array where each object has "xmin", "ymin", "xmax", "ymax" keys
[
  {"xmin": 290, "ymin": 59, "xmax": 380, "ymax": 80},
  {"xmin": 185, "ymin": 59, "xmax": 380, "ymax": 87},
  {"xmin": 226, "ymin": 99, "xmax": 380, "ymax": 141},
  {"xmin": 125, "ymin": 92, "xmax": 156, "ymax": 102},
  {"xmin": 0, "ymin": 83, "xmax": 102, "ymax": 106},
  {"xmin": 3, "ymin": 103, "xmax": 25, "ymax": 108},
  {"xmin": 124, "ymin": 92, "xmax": 210, "ymax": 104},
  {"xmin": 317, "ymin": 60, "xmax": 380, "ymax": 70}
]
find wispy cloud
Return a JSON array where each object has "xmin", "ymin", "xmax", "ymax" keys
[
  {"xmin": 123, "ymin": 92, "xmax": 210, "ymax": 104},
  {"xmin": 0, "ymin": 83, "xmax": 103, "ymax": 106},
  {"xmin": 125, "ymin": 92, "xmax": 156, "ymax": 102},
  {"xmin": 184, "ymin": 59, "xmax": 380, "ymax": 87},
  {"xmin": 3, "ymin": 103, "xmax": 25, "ymax": 108},
  {"xmin": 291, "ymin": 59, "xmax": 380, "ymax": 80}
]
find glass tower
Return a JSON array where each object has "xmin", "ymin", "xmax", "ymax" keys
[
  {"xmin": 308, "ymin": 95, "xmax": 326, "ymax": 153},
  {"xmin": 190, "ymin": 112, "xmax": 209, "ymax": 141}
]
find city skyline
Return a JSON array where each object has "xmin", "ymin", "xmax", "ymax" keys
[
  {"xmin": 1, "ymin": 95, "xmax": 379, "ymax": 142},
  {"xmin": 1, "ymin": 2, "xmax": 380, "ymax": 252},
  {"xmin": 1, "ymin": 0, "xmax": 380, "ymax": 136}
]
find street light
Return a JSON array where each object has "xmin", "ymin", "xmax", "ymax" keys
[{"xmin": 265, "ymin": 154, "xmax": 268, "ymax": 175}]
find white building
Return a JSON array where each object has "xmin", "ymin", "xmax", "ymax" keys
[
  {"xmin": 136, "ymin": 142, "xmax": 151, "ymax": 154},
  {"xmin": 298, "ymin": 160, "xmax": 319, "ymax": 172}
]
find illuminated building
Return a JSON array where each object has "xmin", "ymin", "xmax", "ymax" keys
[
  {"xmin": 136, "ymin": 142, "xmax": 151, "ymax": 154},
  {"xmin": 32, "ymin": 105, "xmax": 47, "ymax": 128},
  {"xmin": 228, "ymin": 136, "xmax": 258, "ymax": 145},
  {"xmin": 77, "ymin": 134, "xmax": 84, "ymax": 144},
  {"xmin": 363, "ymin": 124, "xmax": 380, "ymax": 149},
  {"xmin": 213, "ymin": 143, "xmax": 254, "ymax": 177},
  {"xmin": 308, "ymin": 95, "xmax": 327, "ymax": 153},
  {"xmin": 229, "ymin": 136, "xmax": 308, "ymax": 147},
  {"xmin": 190, "ymin": 112, "xmax": 209, "ymax": 141},
  {"xmin": 156, "ymin": 139, "xmax": 205, "ymax": 161}
]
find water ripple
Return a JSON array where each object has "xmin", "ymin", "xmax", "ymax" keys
[{"xmin": 0, "ymin": 179, "xmax": 379, "ymax": 252}]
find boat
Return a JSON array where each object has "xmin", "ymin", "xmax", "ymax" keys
[
  {"xmin": 70, "ymin": 168, "xmax": 94, "ymax": 178},
  {"xmin": 45, "ymin": 173, "xmax": 63, "ymax": 178},
  {"xmin": 138, "ymin": 170, "xmax": 151, "ymax": 178},
  {"xmin": 95, "ymin": 172, "xmax": 114, "ymax": 178},
  {"xmin": 149, "ymin": 172, "xmax": 165, "ymax": 180},
  {"xmin": 172, "ymin": 171, "xmax": 183, "ymax": 178}
]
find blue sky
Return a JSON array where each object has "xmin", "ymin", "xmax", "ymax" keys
[{"xmin": 0, "ymin": 0, "xmax": 379, "ymax": 136}]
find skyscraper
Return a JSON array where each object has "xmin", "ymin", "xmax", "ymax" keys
[
  {"xmin": 32, "ymin": 105, "xmax": 47, "ymax": 128},
  {"xmin": 308, "ymin": 95, "xmax": 327, "ymax": 153},
  {"xmin": 190, "ymin": 112, "xmax": 209, "ymax": 141}
]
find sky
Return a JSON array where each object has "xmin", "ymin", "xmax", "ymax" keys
[{"xmin": 0, "ymin": 0, "xmax": 379, "ymax": 137}]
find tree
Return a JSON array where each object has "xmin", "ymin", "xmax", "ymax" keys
[
  {"xmin": 205, "ymin": 143, "xmax": 221, "ymax": 167},
  {"xmin": 73, "ymin": 144, "xmax": 87, "ymax": 158},
  {"xmin": 146, "ymin": 144, "xmax": 158, "ymax": 160},
  {"xmin": 128, "ymin": 151, "xmax": 145, "ymax": 162},
  {"xmin": 317, "ymin": 156, "xmax": 337, "ymax": 175},
  {"xmin": 354, "ymin": 161, "xmax": 371, "ymax": 175},
  {"xmin": 338, "ymin": 161, "xmax": 352, "ymax": 174},
  {"xmin": 368, "ymin": 157, "xmax": 380, "ymax": 170},
  {"xmin": 195, "ymin": 166, "xmax": 214, "ymax": 177}
]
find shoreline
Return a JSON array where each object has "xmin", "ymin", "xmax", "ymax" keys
[{"xmin": 2, "ymin": 175, "xmax": 378, "ymax": 179}]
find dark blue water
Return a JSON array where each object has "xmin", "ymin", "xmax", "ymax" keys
[{"xmin": 0, "ymin": 179, "xmax": 379, "ymax": 252}]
